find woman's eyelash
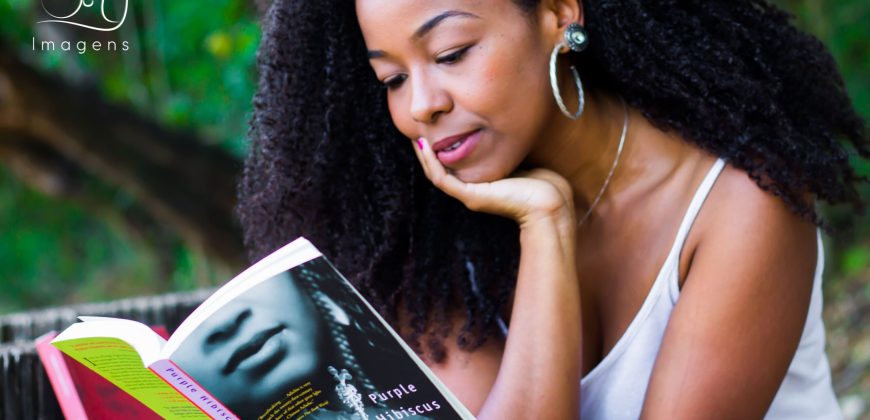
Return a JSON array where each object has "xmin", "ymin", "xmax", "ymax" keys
[
  {"xmin": 383, "ymin": 75, "xmax": 406, "ymax": 90},
  {"xmin": 381, "ymin": 46, "xmax": 473, "ymax": 90},
  {"xmin": 436, "ymin": 45, "xmax": 472, "ymax": 64},
  {"xmin": 206, "ymin": 309, "xmax": 251, "ymax": 344}
]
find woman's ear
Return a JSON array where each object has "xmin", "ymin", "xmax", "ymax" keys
[
  {"xmin": 543, "ymin": 0, "xmax": 584, "ymax": 29},
  {"xmin": 537, "ymin": 0, "xmax": 585, "ymax": 46}
]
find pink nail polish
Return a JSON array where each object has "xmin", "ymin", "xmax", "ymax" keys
[{"xmin": 417, "ymin": 139, "xmax": 424, "ymax": 150}]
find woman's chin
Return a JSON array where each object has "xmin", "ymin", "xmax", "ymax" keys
[
  {"xmin": 451, "ymin": 169, "xmax": 497, "ymax": 184},
  {"xmin": 451, "ymin": 164, "xmax": 515, "ymax": 184}
]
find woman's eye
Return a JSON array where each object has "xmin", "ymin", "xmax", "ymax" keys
[
  {"xmin": 382, "ymin": 74, "xmax": 407, "ymax": 90},
  {"xmin": 379, "ymin": 45, "xmax": 473, "ymax": 91},
  {"xmin": 436, "ymin": 45, "xmax": 472, "ymax": 65},
  {"xmin": 206, "ymin": 309, "xmax": 250, "ymax": 344}
]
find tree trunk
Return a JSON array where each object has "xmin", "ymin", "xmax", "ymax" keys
[{"xmin": 0, "ymin": 40, "xmax": 246, "ymax": 269}]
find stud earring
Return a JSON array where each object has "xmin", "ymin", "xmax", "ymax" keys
[{"xmin": 564, "ymin": 22, "xmax": 589, "ymax": 52}]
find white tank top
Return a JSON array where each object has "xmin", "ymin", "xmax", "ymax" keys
[
  {"xmin": 473, "ymin": 158, "xmax": 843, "ymax": 419},
  {"xmin": 466, "ymin": 159, "xmax": 843, "ymax": 420}
]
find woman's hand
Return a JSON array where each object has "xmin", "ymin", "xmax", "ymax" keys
[
  {"xmin": 413, "ymin": 138, "xmax": 576, "ymax": 229},
  {"xmin": 413, "ymin": 137, "xmax": 583, "ymax": 419}
]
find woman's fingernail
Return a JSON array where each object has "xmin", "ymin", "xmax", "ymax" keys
[{"xmin": 417, "ymin": 138, "xmax": 424, "ymax": 150}]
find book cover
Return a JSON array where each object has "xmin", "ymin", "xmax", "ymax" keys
[{"xmin": 51, "ymin": 238, "xmax": 475, "ymax": 420}]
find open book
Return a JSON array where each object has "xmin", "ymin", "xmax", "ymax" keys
[{"xmin": 51, "ymin": 238, "xmax": 475, "ymax": 420}]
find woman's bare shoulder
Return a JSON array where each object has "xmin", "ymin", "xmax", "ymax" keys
[
  {"xmin": 645, "ymin": 161, "xmax": 820, "ymax": 418},
  {"xmin": 681, "ymin": 160, "xmax": 818, "ymax": 284}
]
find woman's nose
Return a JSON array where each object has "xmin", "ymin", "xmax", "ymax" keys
[{"xmin": 409, "ymin": 73, "xmax": 452, "ymax": 124}]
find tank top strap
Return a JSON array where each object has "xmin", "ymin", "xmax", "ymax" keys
[{"xmin": 664, "ymin": 158, "xmax": 727, "ymax": 268}]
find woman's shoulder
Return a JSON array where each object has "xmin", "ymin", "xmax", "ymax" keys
[
  {"xmin": 644, "ymin": 157, "xmax": 822, "ymax": 418},
  {"xmin": 681, "ymin": 156, "xmax": 819, "ymax": 287},
  {"xmin": 697, "ymin": 160, "xmax": 816, "ymax": 240}
]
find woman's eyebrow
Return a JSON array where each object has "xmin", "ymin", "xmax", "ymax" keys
[
  {"xmin": 413, "ymin": 10, "xmax": 480, "ymax": 40},
  {"xmin": 367, "ymin": 10, "xmax": 480, "ymax": 59}
]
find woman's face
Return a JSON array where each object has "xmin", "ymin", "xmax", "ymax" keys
[
  {"xmin": 171, "ymin": 272, "xmax": 323, "ymax": 413},
  {"xmin": 356, "ymin": 0, "xmax": 561, "ymax": 183}
]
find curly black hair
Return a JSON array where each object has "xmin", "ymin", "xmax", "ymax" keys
[{"xmin": 237, "ymin": 0, "xmax": 868, "ymax": 362}]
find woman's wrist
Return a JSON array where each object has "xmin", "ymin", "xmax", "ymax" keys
[
  {"xmin": 519, "ymin": 206, "xmax": 576, "ymax": 237},
  {"xmin": 518, "ymin": 206, "xmax": 577, "ymax": 272}
]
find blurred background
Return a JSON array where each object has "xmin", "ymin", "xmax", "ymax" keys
[{"xmin": 0, "ymin": 0, "xmax": 867, "ymax": 417}]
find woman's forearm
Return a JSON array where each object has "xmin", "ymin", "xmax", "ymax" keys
[{"xmin": 477, "ymin": 210, "xmax": 582, "ymax": 418}]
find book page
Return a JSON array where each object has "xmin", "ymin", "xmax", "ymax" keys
[
  {"xmin": 54, "ymin": 316, "xmax": 166, "ymax": 366},
  {"xmin": 52, "ymin": 337, "xmax": 208, "ymax": 419}
]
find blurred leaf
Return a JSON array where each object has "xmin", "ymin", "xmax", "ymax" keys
[
  {"xmin": 841, "ymin": 246, "xmax": 870, "ymax": 276},
  {"xmin": 205, "ymin": 31, "xmax": 233, "ymax": 60}
]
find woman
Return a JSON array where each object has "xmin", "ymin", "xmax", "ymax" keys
[{"xmin": 238, "ymin": 0, "xmax": 868, "ymax": 418}]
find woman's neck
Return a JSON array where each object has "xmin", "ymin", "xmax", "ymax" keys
[
  {"xmin": 527, "ymin": 91, "xmax": 702, "ymax": 226},
  {"xmin": 526, "ymin": 92, "xmax": 636, "ymax": 215}
]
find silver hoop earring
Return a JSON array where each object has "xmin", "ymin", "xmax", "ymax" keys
[{"xmin": 549, "ymin": 42, "xmax": 585, "ymax": 120}]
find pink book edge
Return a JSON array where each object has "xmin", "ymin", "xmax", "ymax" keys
[{"xmin": 35, "ymin": 331, "xmax": 90, "ymax": 420}]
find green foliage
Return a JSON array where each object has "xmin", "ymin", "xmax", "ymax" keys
[
  {"xmin": 0, "ymin": 0, "xmax": 259, "ymax": 156},
  {"xmin": 0, "ymin": 0, "xmax": 257, "ymax": 313},
  {"xmin": 0, "ymin": 167, "xmax": 161, "ymax": 311},
  {"xmin": 841, "ymin": 246, "xmax": 870, "ymax": 277}
]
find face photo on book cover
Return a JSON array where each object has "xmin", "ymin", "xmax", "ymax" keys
[
  {"xmin": 171, "ymin": 260, "xmax": 440, "ymax": 419},
  {"xmin": 171, "ymin": 269, "xmax": 324, "ymax": 417}
]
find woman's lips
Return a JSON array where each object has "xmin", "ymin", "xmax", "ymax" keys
[
  {"xmin": 434, "ymin": 129, "xmax": 482, "ymax": 165},
  {"xmin": 222, "ymin": 325, "xmax": 285, "ymax": 375}
]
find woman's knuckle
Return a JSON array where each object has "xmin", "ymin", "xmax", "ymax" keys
[
  {"xmin": 465, "ymin": 197, "xmax": 482, "ymax": 211},
  {"xmin": 431, "ymin": 172, "xmax": 443, "ymax": 185}
]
